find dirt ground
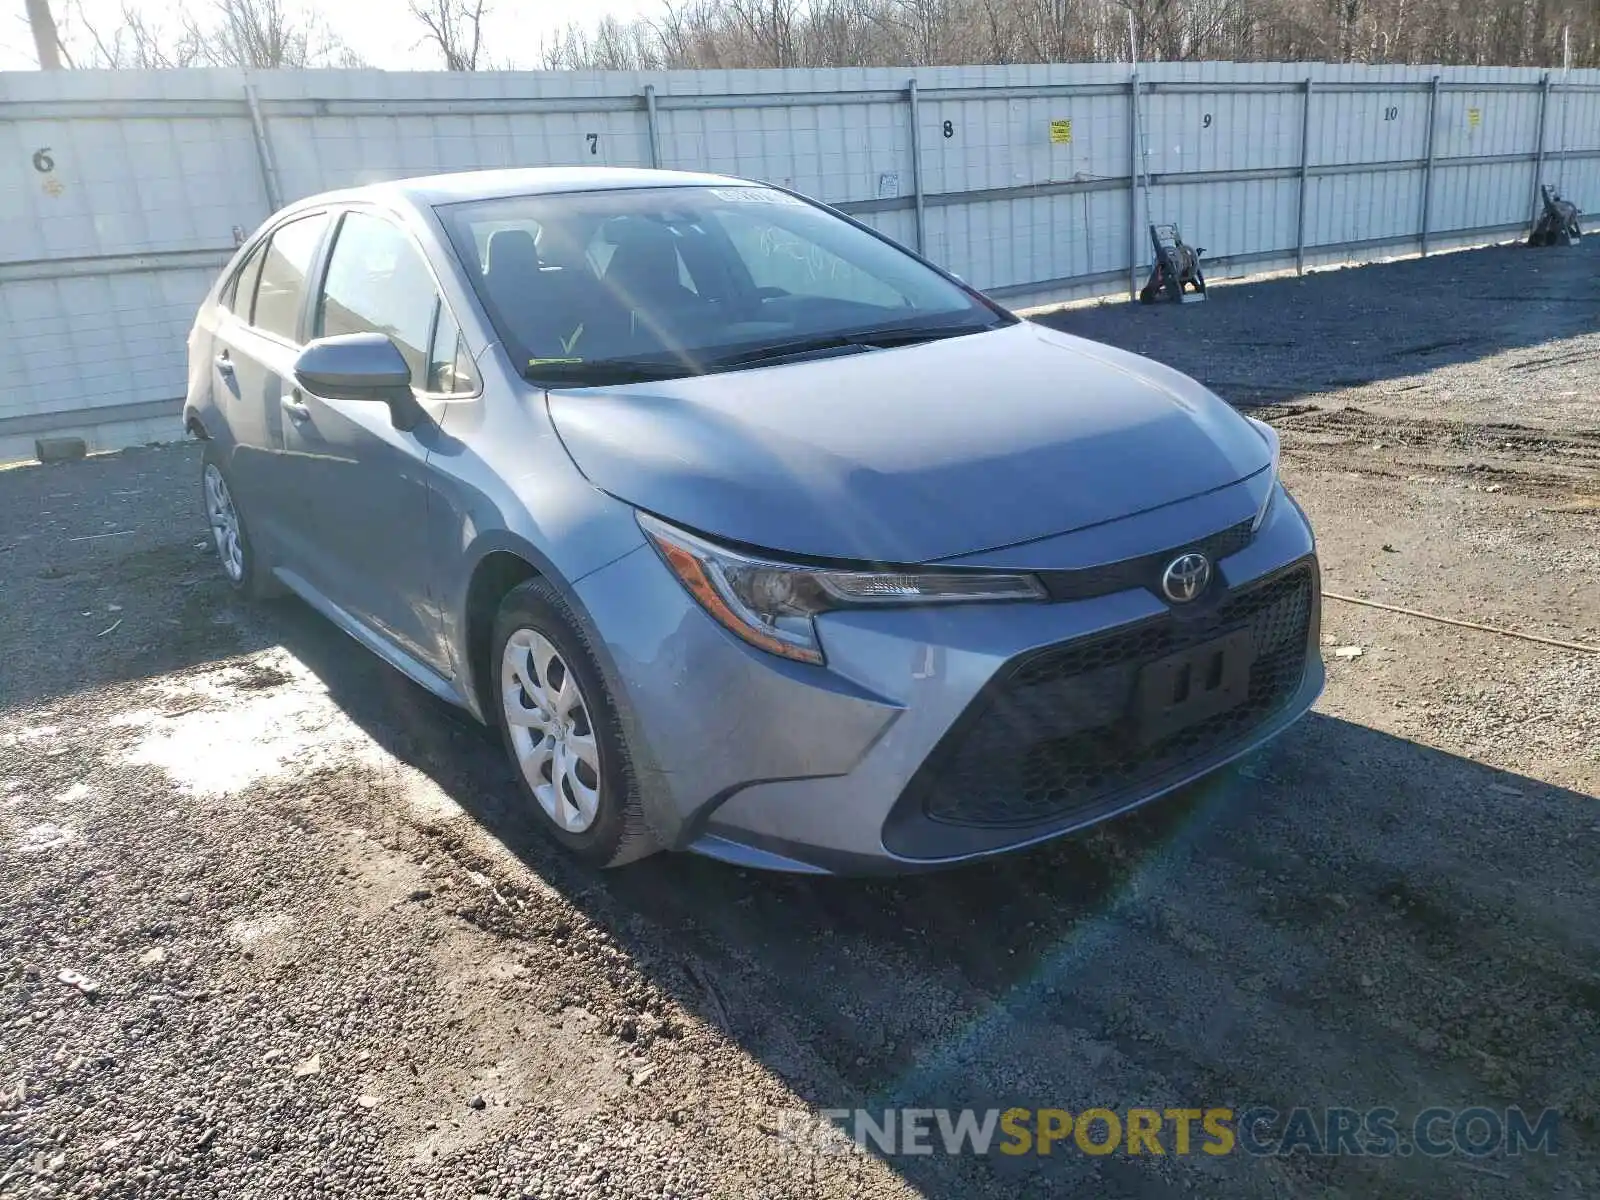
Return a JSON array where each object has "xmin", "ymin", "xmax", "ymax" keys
[{"xmin": 2, "ymin": 239, "xmax": 1597, "ymax": 1199}]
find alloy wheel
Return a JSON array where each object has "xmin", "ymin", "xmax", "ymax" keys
[
  {"xmin": 203, "ymin": 463, "xmax": 245, "ymax": 582},
  {"xmin": 500, "ymin": 628, "xmax": 603, "ymax": 833}
]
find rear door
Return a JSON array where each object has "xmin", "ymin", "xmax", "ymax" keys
[
  {"xmin": 209, "ymin": 211, "xmax": 330, "ymax": 558},
  {"xmin": 280, "ymin": 207, "xmax": 473, "ymax": 676},
  {"xmin": 204, "ymin": 238, "xmax": 269, "ymax": 504}
]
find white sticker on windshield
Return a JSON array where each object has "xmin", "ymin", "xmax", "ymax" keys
[{"xmin": 709, "ymin": 187, "xmax": 803, "ymax": 205}]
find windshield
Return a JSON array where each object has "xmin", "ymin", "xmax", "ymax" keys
[{"xmin": 435, "ymin": 185, "xmax": 1011, "ymax": 386}]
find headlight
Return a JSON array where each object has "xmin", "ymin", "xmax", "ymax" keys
[
  {"xmin": 638, "ymin": 513, "xmax": 1045, "ymax": 666},
  {"xmin": 1245, "ymin": 416, "xmax": 1281, "ymax": 532}
]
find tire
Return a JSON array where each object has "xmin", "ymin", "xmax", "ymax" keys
[
  {"xmin": 490, "ymin": 577, "xmax": 659, "ymax": 868},
  {"xmin": 201, "ymin": 444, "xmax": 278, "ymax": 599}
]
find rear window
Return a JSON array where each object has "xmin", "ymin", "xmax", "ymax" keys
[
  {"xmin": 251, "ymin": 213, "xmax": 330, "ymax": 342},
  {"xmin": 222, "ymin": 241, "xmax": 267, "ymax": 317}
]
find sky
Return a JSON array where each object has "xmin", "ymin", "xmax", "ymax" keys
[{"xmin": 0, "ymin": 0, "xmax": 660, "ymax": 71}]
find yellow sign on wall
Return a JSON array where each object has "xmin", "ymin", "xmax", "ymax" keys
[
  {"xmin": 1467, "ymin": 107, "xmax": 1482, "ymax": 129},
  {"xmin": 1049, "ymin": 119, "xmax": 1073, "ymax": 144}
]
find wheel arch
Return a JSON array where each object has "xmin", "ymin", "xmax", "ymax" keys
[
  {"xmin": 456, "ymin": 533, "xmax": 629, "ymax": 725},
  {"xmin": 463, "ymin": 549, "xmax": 544, "ymax": 722}
]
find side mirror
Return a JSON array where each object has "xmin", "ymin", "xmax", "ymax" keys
[{"xmin": 293, "ymin": 333, "xmax": 423, "ymax": 432}]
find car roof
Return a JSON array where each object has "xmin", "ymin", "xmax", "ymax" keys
[{"xmin": 292, "ymin": 167, "xmax": 755, "ymax": 213}]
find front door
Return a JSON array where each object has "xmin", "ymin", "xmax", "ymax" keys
[{"xmin": 279, "ymin": 209, "xmax": 456, "ymax": 675}]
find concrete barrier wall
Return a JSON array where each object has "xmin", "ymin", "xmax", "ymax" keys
[{"xmin": 3, "ymin": 61, "xmax": 1598, "ymax": 459}]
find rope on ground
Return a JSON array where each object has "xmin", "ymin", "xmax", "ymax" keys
[{"xmin": 1321, "ymin": 590, "xmax": 1600, "ymax": 655}]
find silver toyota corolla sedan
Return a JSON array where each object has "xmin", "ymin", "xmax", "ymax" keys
[{"xmin": 185, "ymin": 166, "xmax": 1322, "ymax": 874}]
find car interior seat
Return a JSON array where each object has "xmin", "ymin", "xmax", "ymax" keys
[
  {"xmin": 483, "ymin": 228, "xmax": 603, "ymax": 360},
  {"xmin": 599, "ymin": 218, "xmax": 702, "ymax": 311}
]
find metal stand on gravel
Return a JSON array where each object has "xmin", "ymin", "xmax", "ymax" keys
[
  {"xmin": 1139, "ymin": 223, "xmax": 1207, "ymax": 304},
  {"xmin": 1528, "ymin": 185, "xmax": 1582, "ymax": 246}
]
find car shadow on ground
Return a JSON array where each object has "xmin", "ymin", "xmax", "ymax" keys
[
  {"xmin": 1034, "ymin": 237, "xmax": 1600, "ymax": 406},
  {"xmin": 0, "ymin": 446, "xmax": 286, "ymax": 711},
  {"xmin": 269, "ymin": 593, "xmax": 1597, "ymax": 1199}
]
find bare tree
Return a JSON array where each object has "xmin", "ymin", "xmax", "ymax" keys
[
  {"xmin": 38, "ymin": 0, "xmax": 1600, "ymax": 75},
  {"xmin": 726, "ymin": 0, "xmax": 803, "ymax": 65},
  {"xmin": 650, "ymin": 0, "xmax": 702, "ymax": 65},
  {"xmin": 878, "ymin": 0, "xmax": 955, "ymax": 65},
  {"xmin": 410, "ymin": 0, "xmax": 489, "ymax": 70},
  {"xmin": 25, "ymin": 0, "xmax": 63, "ymax": 68},
  {"xmin": 590, "ymin": 15, "xmax": 649, "ymax": 68},
  {"xmin": 58, "ymin": 0, "xmax": 360, "ymax": 69},
  {"xmin": 804, "ymin": 0, "xmax": 888, "ymax": 65},
  {"xmin": 61, "ymin": 0, "xmax": 205, "ymax": 68},
  {"xmin": 197, "ymin": 0, "xmax": 320, "ymax": 68}
]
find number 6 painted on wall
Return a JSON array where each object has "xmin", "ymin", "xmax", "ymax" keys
[{"xmin": 33, "ymin": 148, "xmax": 54, "ymax": 173}]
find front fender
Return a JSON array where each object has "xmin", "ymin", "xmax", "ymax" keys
[{"xmin": 426, "ymin": 385, "xmax": 646, "ymax": 719}]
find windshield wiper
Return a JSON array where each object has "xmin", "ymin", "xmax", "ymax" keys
[
  {"xmin": 698, "ymin": 321, "xmax": 1000, "ymax": 371},
  {"xmin": 523, "ymin": 358, "xmax": 696, "ymax": 386},
  {"xmin": 523, "ymin": 320, "xmax": 1003, "ymax": 384}
]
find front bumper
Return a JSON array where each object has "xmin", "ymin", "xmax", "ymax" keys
[{"xmin": 572, "ymin": 485, "xmax": 1322, "ymax": 875}]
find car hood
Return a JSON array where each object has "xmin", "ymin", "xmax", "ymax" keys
[{"xmin": 545, "ymin": 321, "xmax": 1270, "ymax": 563}]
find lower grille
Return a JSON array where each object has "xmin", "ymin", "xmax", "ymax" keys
[{"xmin": 912, "ymin": 564, "xmax": 1315, "ymax": 829}]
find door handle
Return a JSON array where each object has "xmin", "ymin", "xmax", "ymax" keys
[
  {"xmin": 281, "ymin": 395, "xmax": 311, "ymax": 423},
  {"xmin": 214, "ymin": 351, "xmax": 234, "ymax": 377}
]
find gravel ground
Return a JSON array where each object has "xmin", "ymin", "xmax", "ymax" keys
[{"xmin": 2, "ymin": 240, "xmax": 1598, "ymax": 1199}]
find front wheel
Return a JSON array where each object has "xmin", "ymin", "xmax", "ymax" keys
[{"xmin": 491, "ymin": 577, "xmax": 658, "ymax": 868}]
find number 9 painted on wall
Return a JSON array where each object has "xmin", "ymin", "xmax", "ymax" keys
[{"xmin": 1202, "ymin": 113, "xmax": 1213, "ymax": 129}]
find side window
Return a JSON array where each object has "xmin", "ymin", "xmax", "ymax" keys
[
  {"xmin": 252, "ymin": 214, "xmax": 329, "ymax": 341},
  {"xmin": 426, "ymin": 306, "xmax": 478, "ymax": 395},
  {"xmin": 317, "ymin": 211, "xmax": 440, "ymax": 387},
  {"xmin": 222, "ymin": 241, "xmax": 267, "ymax": 317},
  {"xmin": 716, "ymin": 208, "xmax": 906, "ymax": 308}
]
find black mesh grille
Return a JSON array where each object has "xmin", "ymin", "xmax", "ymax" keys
[
  {"xmin": 911, "ymin": 564, "xmax": 1315, "ymax": 829},
  {"xmin": 1034, "ymin": 520, "xmax": 1255, "ymax": 602}
]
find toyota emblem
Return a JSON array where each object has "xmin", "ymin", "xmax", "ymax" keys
[{"xmin": 1160, "ymin": 552, "xmax": 1212, "ymax": 603}]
